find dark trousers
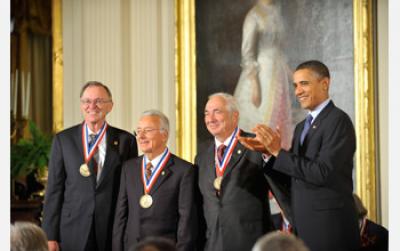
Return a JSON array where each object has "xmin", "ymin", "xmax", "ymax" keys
[{"xmin": 85, "ymin": 218, "xmax": 98, "ymax": 251}]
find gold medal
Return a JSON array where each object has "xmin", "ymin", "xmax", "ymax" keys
[
  {"xmin": 213, "ymin": 176, "xmax": 223, "ymax": 190},
  {"xmin": 140, "ymin": 194, "xmax": 153, "ymax": 208},
  {"xmin": 79, "ymin": 164, "xmax": 91, "ymax": 177}
]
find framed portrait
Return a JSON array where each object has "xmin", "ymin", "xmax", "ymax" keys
[{"xmin": 175, "ymin": 0, "xmax": 377, "ymax": 219}]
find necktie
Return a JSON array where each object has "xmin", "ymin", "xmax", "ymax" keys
[
  {"xmin": 217, "ymin": 144, "xmax": 226, "ymax": 163},
  {"xmin": 88, "ymin": 134, "xmax": 99, "ymax": 175},
  {"xmin": 300, "ymin": 114, "xmax": 313, "ymax": 145},
  {"xmin": 88, "ymin": 134, "xmax": 97, "ymax": 148},
  {"xmin": 145, "ymin": 162, "xmax": 153, "ymax": 181}
]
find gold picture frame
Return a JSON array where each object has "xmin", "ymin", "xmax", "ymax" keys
[{"xmin": 174, "ymin": 0, "xmax": 377, "ymax": 220}]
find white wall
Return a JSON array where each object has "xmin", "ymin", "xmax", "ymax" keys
[
  {"xmin": 63, "ymin": 0, "xmax": 176, "ymax": 152},
  {"xmin": 377, "ymin": 0, "xmax": 388, "ymax": 228}
]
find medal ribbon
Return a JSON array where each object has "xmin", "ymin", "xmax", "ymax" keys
[
  {"xmin": 215, "ymin": 127, "xmax": 240, "ymax": 177},
  {"xmin": 141, "ymin": 148, "xmax": 171, "ymax": 194},
  {"xmin": 81, "ymin": 122, "xmax": 108, "ymax": 164}
]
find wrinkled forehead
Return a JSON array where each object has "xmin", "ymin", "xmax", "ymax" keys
[
  {"xmin": 81, "ymin": 86, "xmax": 111, "ymax": 99},
  {"xmin": 138, "ymin": 115, "xmax": 160, "ymax": 128},
  {"xmin": 205, "ymin": 96, "xmax": 228, "ymax": 111}
]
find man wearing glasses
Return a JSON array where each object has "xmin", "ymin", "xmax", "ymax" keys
[
  {"xmin": 112, "ymin": 110, "xmax": 197, "ymax": 251},
  {"xmin": 42, "ymin": 81, "xmax": 138, "ymax": 251}
]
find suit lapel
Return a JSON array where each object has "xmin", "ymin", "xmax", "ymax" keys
[
  {"xmin": 206, "ymin": 144, "xmax": 217, "ymax": 179},
  {"xmin": 74, "ymin": 123, "xmax": 97, "ymax": 187},
  {"xmin": 302, "ymin": 101, "xmax": 335, "ymax": 147},
  {"xmin": 149, "ymin": 156, "xmax": 174, "ymax": 195},
  {"xmin": 222, "ymin": 143, "xmax": 245, "ymax": 179},
  {"xmin": 73, "ymin": 123, "xmax": 85, "ymax": 164},
  {"xmin": 97, "ymin": 126, "xmax": 121, "ymax": 188},
  {"xmin": 133, "ymin": 157, "xmax": 144, "ymax": 195}
]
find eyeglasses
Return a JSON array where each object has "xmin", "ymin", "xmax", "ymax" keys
[
  {"xmin": 80, "ymin": 99, "xmax": 112, "ymax": 106},
  {"xmin": 133, "ymin": 128, "xmax": 164, "ymax": 137}
]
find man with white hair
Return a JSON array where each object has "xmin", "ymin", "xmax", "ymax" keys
[
  {"xmin": 113, "ymin": 110, "xmax": 197, "ymax": 251},
  {"xmin": 195, "ymin": 93, "xmax": 286, "ymax": 251}
]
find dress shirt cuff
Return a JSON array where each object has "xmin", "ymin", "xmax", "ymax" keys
[{"xmin": 262, "ymin": 153, "xmax": 272, "ymax": 163}]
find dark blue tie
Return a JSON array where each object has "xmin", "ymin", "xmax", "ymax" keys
[{"xmin": 300, "ymin": 114, "xmax": 313, "ymax": 145}]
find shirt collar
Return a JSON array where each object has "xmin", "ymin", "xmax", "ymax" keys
[
  {"xmin": 308, "ymin": 98, "xmax": 331, "ymax": 123},
  {"xmin": 86, "ymin": 122, "xmax": 106, "ymax": 135},
  {"xmin": 214, "ymin": 128, "xmax": 237, "ymax": 148},
  {"xmin": 148, "ymin": 147, "xmax": 168, "ymax": 167}
]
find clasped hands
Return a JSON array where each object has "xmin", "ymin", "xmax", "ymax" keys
[{"xmin": 237, "ymin": 124, "xmax": 282, "ymax": 157}]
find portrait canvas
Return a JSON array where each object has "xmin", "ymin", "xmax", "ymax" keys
[{"xmin": 195, "ymin": 0, "xmax": 354, "ymax": 149}]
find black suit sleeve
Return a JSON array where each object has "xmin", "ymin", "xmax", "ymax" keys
[
  {"xmin": 274, "ymin": 112, "xmax": 355, "ymax": 186},
  {"xmin": 112, "ymin": 163, "xmax": 129, "ymax": 251},
  {"xmin": 42, "ymin": 135, "xmax": 66, "ymax": 241}
]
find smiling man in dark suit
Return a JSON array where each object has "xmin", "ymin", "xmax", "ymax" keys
[
  {"xmin": 42, "ymin": 81, "xmax": 138, "ymax": 251},
  {"xmin": 239, "ymin": 60, "xmax": 360, "ymax": 251},
  {"xmin": 195, "ymin": 92, "xmax": 279, "ymax": 251},
  {"xmin": 112, "ymin": 110, "xmax": 197, "ymax": 251}
]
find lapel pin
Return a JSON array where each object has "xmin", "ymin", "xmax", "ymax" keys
[
  {"xmin": 161, "ymin": 171, "xmax": 165, "ymax": 175},
  {"xmin": 237, "ymin": 150, "xmax": 242, "ymax": 154},
  {"xmin": 312, "ymin": 125, "xmax": 317, "ymax": 129},
  {"xmin": 114, "ymin": 141, "xmax": 118, "ymax": 145}
]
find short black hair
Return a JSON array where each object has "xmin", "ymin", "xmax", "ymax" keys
[
  {"xmin": 295, "ymin": 60, "xmax": 330, "ymax": 79},
  {"xmin": 80, "ymin": 81, "xmax": 112, "ymax": 99}
]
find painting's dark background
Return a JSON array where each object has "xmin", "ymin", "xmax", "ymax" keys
[{"xmin": 195, "ymin": 0, "xmax": 354, "ymax": 148}]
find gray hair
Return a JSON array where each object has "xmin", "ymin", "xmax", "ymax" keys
[
  {"xmin": 252, "ymin": 232, "xmax": 310, "ymax": 251},
  {"xmin": 80, "ymin": 81, "xmax": 113, "ymax": 99},
  {"xmin": 11, "ymin": 221, "xmax": 48, "ymax": 251},
  {"xmin": 208, "ymin": 92, "xmax": 239, "ymax": 114},
  {"xmin": 141, "ymin": 110, "xmax": 170, "ymax": 134}
]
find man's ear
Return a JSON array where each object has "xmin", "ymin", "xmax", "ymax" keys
[
  {"xmin": 106, "ymin": 101, "xmax": 114, "ymax": 113},
  {"xmin": 321, "ymin": 77, "xmax": 330, "ymax": 91},
  {"xmin": 233, "ymin": 111, "xmax": 239, "ymax": 123}
]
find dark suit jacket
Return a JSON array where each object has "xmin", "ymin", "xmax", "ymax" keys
[
  {"xmin": 267, "ymin": 101, "xmax": 360, "ymax": 251},
  {"xmin": 112, "ymin": 154, "xmax": 197, "ymax": 251},
  {"xmin": 42, "ymin": 123, "xmax": 137, "ymax": 251},
  {"xmin": 195, "ymin": 136, "xmax": 274, "ymax": 251},
  {"xmin": 359, "ymin": 219, "xmax": 388, "ymax": 251}
]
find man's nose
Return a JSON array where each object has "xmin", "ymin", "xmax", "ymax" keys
[
  {"xmin": 89, "ymin": 101, "xmax": 98, "ymax": 108},
  {"xmin": 295, "ymin": 86, "xmax": 302, "ymax": 96}
]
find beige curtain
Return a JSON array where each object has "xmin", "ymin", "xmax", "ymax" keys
[{"xmin": 11, "ymin": 0, "xmax": 52, "ymax": 135}]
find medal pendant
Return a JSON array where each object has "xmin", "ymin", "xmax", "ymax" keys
[
  {"xmin": 140, "ymin": 194, "xmax": 153, "ymax": 208},
  {"xmin": 80, "ymin": 164, "xmax": 91, "ymax": 177},
  {"xmin": 213, "ymin": 176, "xmax": 223, "ymax": 190}
]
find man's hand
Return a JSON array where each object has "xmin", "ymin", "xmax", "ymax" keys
[
  {"xmin": 48, "ymin": 240, "xmax": 60, "ymax": 251},
  {"xmin": 237, "ymin": 135, "xmax": 270, "ymax": 154},
  {"xmin": 238, "ymin": 124, "xmax": 282, "ymax": 156},
  {"xmin": 252, "ymin": 125, "xmax": 282, "ymax": 157}
]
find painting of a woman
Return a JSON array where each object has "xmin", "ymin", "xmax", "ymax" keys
[{"xmin": 234, "ymin": 0, "xmax": 293, "ymax": 149}]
